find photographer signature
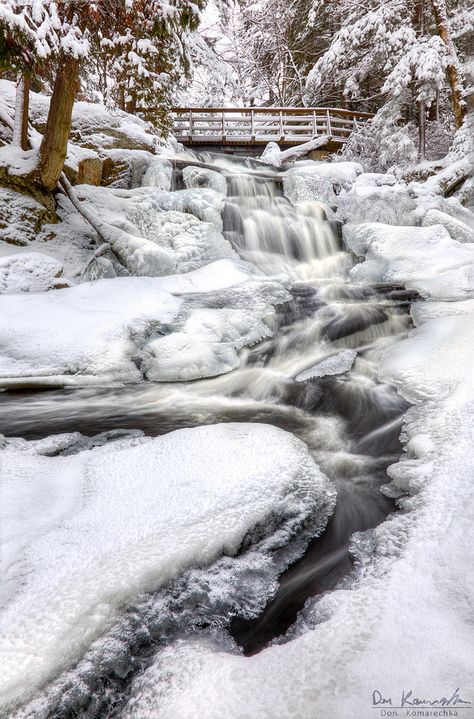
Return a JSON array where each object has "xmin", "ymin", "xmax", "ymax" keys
[{"xmin": 372, "ymin": 688, "xmax": 472, "ymax": 708}]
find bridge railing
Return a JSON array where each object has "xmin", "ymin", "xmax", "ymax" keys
[{"xmin": 171, "ymin": 107, "xmax": 373, "ymax": 145}]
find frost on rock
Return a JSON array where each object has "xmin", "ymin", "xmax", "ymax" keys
[
  {"xmin": 0, "ymin": 252, "xmax": 65, "ymax": 293},
  {"xmin": 295, "ymin": 349, "xmax": 357, "ymax": 382},
  {"xmin": 130, "ymin": 207, "xmax": 234, "ymax": 274},
  {"xmin": 182, "ymin": 165, "xmax": 227, "ymax": 195},
  {"xmin": 0, "ymin": 188, "xmax": 51, "ymax": 246},
  {"xmin": 0, "ymin": 423, "xmax": 335, "ymax": 713},
  {"xmin": 345, "ymin": 222, "xmax": 474, "ymax": 299},
  {"xmin": 283, "ymin": 161, "xmax": 363, "ymax": 204}
]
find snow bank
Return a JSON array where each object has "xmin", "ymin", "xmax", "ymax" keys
[
  {"xmin": 283, "ymin": 161, "xmax": 363, "ymax": 204},
  {"xmin": 0, "ymin": 276, "xmax": 181, "ymax": 386},
  {"xmin": 345, "ymin": 221, "xmax": 474, "ymax": 299},
  {"xmin": 0, "ymin": 423, "xmax": 336, "ymax": 712},
  {"xmin": 0, "ymin": 252, "xmax": 65, "ymax": 293},
  {"xmin": 0, "ymin": 260, "xmax": 288, "ymax": 387}
]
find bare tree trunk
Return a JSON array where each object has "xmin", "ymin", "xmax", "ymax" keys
[
  {"xmin": 12, "ymin": 73, "xmax": 30, "ymax": 151},
  {"xmin": 37, "ymin": 57, "xmax": 80, "ymax": 191},
  {"xmin": 418, "ymin": 100, "xmax": 426, "ymax": 159},
  {"xmin": 430, "ymin": 0, "xmax": 465, "ymax": 129}
]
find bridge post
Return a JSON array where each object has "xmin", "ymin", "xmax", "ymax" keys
[
  {"xmin": 221, "ymin": 111, "xmax": 226, "ymax": 140},
  {"xmin": 312, "ymin": 110, "xmax": 317, "ymax": 137},
  {"xmin": 326, "ymin": 109, "xmax": 332, "ymax": 135},
  {"xmin": 250, "ymin": 109, "xmax": 255, "ymax": 140},
  {"xmin": 279, "ymin": 111, "xmax": 283, "ymax": 139},
  {"xmin": 188, "ymin": 110, "xmax": 193, "ymax": 139}
]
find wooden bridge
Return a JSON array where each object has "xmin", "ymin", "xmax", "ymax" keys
[{"xmin": 171, "ymin": 107, "xmax": 373, "ymax": 154}]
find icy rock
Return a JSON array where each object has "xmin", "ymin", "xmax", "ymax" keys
[
  {"xmin": 142, "ymin": 157, "xmax": 173, "ymax": 192},
  {"xmin": 0, "ymin": 253, "xmax": 65, "ymax": 293},
  {"xmin": 422, "ymin": 208, "xmax": 474, "ymax": 243},
  {"xmin": 183, "ymin": 166, "xmax": 227, "ymax": 195},
  {"xmin": 0, "ymin": 423, "xmax": 335, "ymax": 711},
  {"xmin": 295, "ymin": 349, "xmax": 357, "ymax": 382},
  {"xmin": 0, "ymin": 261, "xmax": 286, "ymax": 387},
  {"xmin": 283, "ymin": 161, "xmax": 363, "ymax": 204},
  {"xmin": 130, "ymin": 208, "xmax": 235, "ymax": 274},
  {"xmin": 345, "ymin": 222, "xmax": 474, "ymax": 299}
]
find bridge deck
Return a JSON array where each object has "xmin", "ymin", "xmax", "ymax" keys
[{"xmin": 171, "ymin": 107, "xmax": 372, "ymax": 149}]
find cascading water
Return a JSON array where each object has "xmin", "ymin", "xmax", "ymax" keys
[{"xmin": 1, "ymin": 151, "xmax": 414, "ymax": 716}]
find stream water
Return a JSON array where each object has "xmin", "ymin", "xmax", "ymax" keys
[{"xmin": 2, "ymin": 152, "xmax": 414, "ymax": 716}]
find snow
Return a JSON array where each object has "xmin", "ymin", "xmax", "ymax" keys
[
  {"xmin": 0, "ymin": 252, "xmax": 65, "ymax": 293},
  {"xmin": 295, "ymin": 349, "xmax": 357, "ymax": 382},
  {"xmin": 283, "ymin": 161, "xmax": 363, "ymax": 204},
  {"xmin": 0, "ymin": 260, "xmax": 288, "ymax": 387},
  {"xmin": 421, "ymin": 207, "xmax": 474, "ymax": 243},
  {"xmin": 345, "ymin": 221, "xmax": 474, "ymax": 299},
  {"xmin": 336, "ymin": 172, "xmax": 417, "ymax": 225},
  {"xmin": 0, "ymin": 423, "xmax": 335, "ymax": 713}
]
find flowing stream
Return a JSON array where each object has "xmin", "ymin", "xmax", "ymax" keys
[{"xmin": 1, "ymin": 152, "xmax": 414, "ymax": 715}]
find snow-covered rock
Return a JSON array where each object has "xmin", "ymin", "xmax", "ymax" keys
[
  {"xmin": 336, "ymin": 172, "xmax": 416, "ymax": 225},
  {"xmin": 283, "ymin": 161, "xmax": 363, "ymax": 204},
  {"xmin": 421, "ymin": 208, "xmax": 474, "ymax": 243},
  {"xmin": 0, "ymin": 187, "xmax": 53, "ymax": 246},
  {"xmin": 0, "ymin": 423, "xmax": 336, "ymax": 712},
  {"xmin": 0, "ymin": 252, "xmax": 65, "ymax": 293},
  {"xmin": 345, "ymin": 221, "xmax": 474, "ymax": 299}
]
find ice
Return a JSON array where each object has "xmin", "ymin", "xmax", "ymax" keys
[
  {"xmin": 182, "ymin": 165, "xmax": 227, "ymax": 195},
  {"xmin": 283, "ymin": 161, "xmax": 363, "ymax": 204},
  {"xmin": 145, "ymin": 307, "xmax": 271, "ymax": 381},
  {"xmin": 345, "ymin": 221, "xmax": 474, "ymax": 299},
  {"xmin": 142, "ymin": 157, "xmax": 173, "ymax": 191},
  {"xmin": 295, "ymin": 349, "xmax": 357, "ymax": 382},
  {"xmin": 130, "ymin": 208, "xmax": 235, "ymax": 274},
  {"xmin": 0, "ymin": 252, "xmax": 65, "ymax": 293},
  {"xmin": 0, "ymin": 423, "xmax": 335, "ymax": 713}
]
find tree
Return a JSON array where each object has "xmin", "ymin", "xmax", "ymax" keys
[{"xmin": 1, "ymin": 1, "xmax": 207, "ymax": 192}]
